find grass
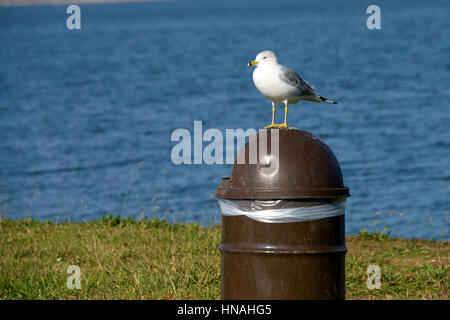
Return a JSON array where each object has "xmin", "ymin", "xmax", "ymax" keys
[{"xmin": 0, "ymin": 217, "xmax": 448, "ymax": 300}]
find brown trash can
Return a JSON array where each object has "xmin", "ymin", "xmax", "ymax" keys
[{"xmin": 216, "ymin": 128, "xmax": 350, "ymax": 300}]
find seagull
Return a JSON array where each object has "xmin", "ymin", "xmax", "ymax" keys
[{"xmin": 248, "ymin": 50, "xmax": 337, "ymax": 129}]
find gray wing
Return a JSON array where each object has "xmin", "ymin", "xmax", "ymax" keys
[{"xmin": 279, "ymin": 66, "xmax": 317, "ymax": 97}]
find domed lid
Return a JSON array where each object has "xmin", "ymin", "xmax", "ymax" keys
[{"xmin": 216, "ymin": 128, "xmax": 350, "ymax": 199}]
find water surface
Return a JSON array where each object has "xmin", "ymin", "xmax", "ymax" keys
[{"xmin": 0, "ymin": 0, "xmax": 449, "ymax": 239}]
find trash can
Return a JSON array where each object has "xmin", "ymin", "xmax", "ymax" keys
[{"xmin": 216, "ymin": 128, "xmax": 350, "ymax": 300}]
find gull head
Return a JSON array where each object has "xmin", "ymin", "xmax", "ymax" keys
[{"xmin": 248, "ymin": 50, "xmax": 278, "ymax": 67}]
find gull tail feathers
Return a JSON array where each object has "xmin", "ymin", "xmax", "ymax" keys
[{"xmin": 319, "ymin": 96, "xmax": 338, "ymax": 104}]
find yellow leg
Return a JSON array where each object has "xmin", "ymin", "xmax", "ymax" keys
[
  {"xmin": 264, "ymin": 102, "xmax": 278, "ymax": 129},
  {"xmin": 272, "ymin": 102, "xmax": 275, "ymax": 125},
  {"xmin": 278, "ymin": 103, "xmax": 288, "ymax": 128}
]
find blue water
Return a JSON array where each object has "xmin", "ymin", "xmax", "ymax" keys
[{"xmin": 1, "ymin": 0, "xmax": 449, "ymax": 240}]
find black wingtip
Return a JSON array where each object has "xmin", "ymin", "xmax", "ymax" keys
[{"xmin": 319, "ymin": 96, "xmax": 338, "ymax": 104}]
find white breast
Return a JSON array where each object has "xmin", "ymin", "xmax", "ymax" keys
[{"xmin": 252, "ymin": 65, "xmax": 301, "ymax": 104}]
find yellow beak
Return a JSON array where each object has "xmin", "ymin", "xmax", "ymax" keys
[{"xmin": 247, "ymin": 60, "xmax": 258, "ymax": 67}]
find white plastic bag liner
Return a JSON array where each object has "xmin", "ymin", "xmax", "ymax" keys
[{"xmin": 218, "ymin": 199, "xmax": 345, "ymax": 223}]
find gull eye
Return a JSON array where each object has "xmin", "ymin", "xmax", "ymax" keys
[{"xmin": 263, "ymin": 56, "xmax": 267, "ymax": 59}]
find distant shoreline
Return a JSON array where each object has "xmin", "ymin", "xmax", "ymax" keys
[{"xmin": 0, "ymin": 0, "xmax": 168, "ymax": 7}]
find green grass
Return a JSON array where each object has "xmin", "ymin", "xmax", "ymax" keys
[{"xmin": 0, "ymin": 217, "xmax": 448, "ymax": 300}]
